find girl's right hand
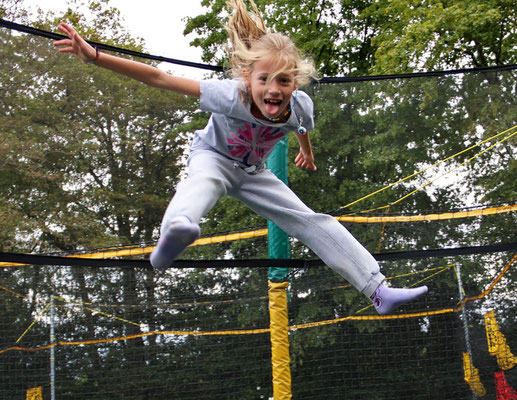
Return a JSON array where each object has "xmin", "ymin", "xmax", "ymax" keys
[
  {"xmin": 53, "ymin": 23, "xmax": 97, "ymax": 63},
  {"xmin": 53, "ymin": 22, "xmax": 201, "ymax": 98}
]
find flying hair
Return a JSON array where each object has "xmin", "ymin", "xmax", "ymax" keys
[{"xmin": 225, "ymin": 0, "xmax": 317, "ymax": 93}]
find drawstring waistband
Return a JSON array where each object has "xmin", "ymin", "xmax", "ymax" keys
[{"xmin": 233, "ymin": 161, "xmax": 264, "ymax": 174}]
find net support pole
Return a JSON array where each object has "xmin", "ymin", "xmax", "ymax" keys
[
  {"xmin": 267, "ymin": 137, "xmax": 292, "ymax": 399},
  {"xmin": 455, "ymin": 263, "xmax": 479, "ymax": 400},
  {"xmin": 50, "ymin": 296, "xmax": 56, "ymax": 400}
]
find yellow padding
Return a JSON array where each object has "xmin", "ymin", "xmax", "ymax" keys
[
  {"xmin": 269, "ymin": 281, "xmax": 292, "ymax": 400},
  {"xmin": 462, "ymin": 352, "xmax": 486, "ymax": 397},
  {"xmin": 337, "ymin": 204, "xmax": 517, "ymax": 223},
  {"xmin": 484, "ymin": 310, "xmax": 517, "ymax": 370},
  {"xmin": 26, "ymin": 386, "xmax": 43, "ymax": 400}
]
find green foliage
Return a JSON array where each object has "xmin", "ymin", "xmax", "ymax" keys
[
  {"xmin": 184, "ymin": 0, "xmax": 517, "ymax": 76},
  {"xmin": 364, "ymin": 0, "xmax": 517, "ymax": 73}
]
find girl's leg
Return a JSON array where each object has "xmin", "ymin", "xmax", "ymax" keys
[
  {"xmin": 161, "ymin": 150, "xmax": 235, "ymax": 228},
  {"xmin": 151, "ymin": 150, "xmax": 235, "ymax": 269},
  {"xmin": 233, "ymin": 169, "xmax": 427, "ymax": 313},
  {"xmin": 232, "ymin": 169, "xmax": 384, "ymax": 297}
]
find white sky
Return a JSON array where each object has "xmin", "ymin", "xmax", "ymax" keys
[{"xmin": 20, "ymin": 0, "xmax": 208, "ymax": 78}]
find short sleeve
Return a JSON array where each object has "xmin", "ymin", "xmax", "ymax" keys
[{"xmin": 200, "ymin": 79, "xmax": 241, "ymax": 116}]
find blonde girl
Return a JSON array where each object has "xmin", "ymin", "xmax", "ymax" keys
[{"xmin": 55, "ymin": 0, "xmax": 427, "ymax": 314}]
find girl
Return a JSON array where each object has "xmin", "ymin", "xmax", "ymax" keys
[{"xmin": 54, "ymin": 0, "xmax": 427, "ymax": 315}]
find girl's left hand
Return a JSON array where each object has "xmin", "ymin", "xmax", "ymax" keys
[{"xmin": 295, "ymin": 151, "xmax": 317, "ymax": 171}]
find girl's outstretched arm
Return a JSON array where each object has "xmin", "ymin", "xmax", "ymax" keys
[{"xmin": 53, "ymin": 22, "xmax": 201, "ymax": 98}]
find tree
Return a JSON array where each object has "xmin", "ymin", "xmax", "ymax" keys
[
  {"xmin": 364, "ymin": 0, "xmax": 517, "ymax": 73},
  {"xmin": 1, "ymin": 1, "xmax": 202, "ymax": 253},
  {"xmin": 185, "ymin": 0, "xmax": 517, "ymax": 76}
]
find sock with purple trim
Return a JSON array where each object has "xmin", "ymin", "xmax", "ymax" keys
[{"xmin": 371, "ymin": 284, "xmax": 428, "ymax": 315}]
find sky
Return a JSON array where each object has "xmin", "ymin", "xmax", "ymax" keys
[{"xmin": 21, "ymin": 0, "xmax": 208, "ymax": 78}]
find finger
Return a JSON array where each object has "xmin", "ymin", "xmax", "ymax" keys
[
  {"xmin": 53, "ymin": 39, "xmax": 71, "ymax": 47},
  {"xmin": 57, "ymin": 23, "xmax": 73, "ymax": 38},
  {"xmin": 57, "ymin": 47, "xmax": 75, "ymax": 53},
  {"xmin": 304, "ymin": 161, "xmax": 315, "ymax": 171},
  {"xmin": 56, "ymin": 23, "xmax": 67, "ymax": 34},
  {"xmin": 59, "ymin": 22, "xmax": 76, "ymax": 35}
]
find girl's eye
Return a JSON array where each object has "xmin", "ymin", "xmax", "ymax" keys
[{"xmin": 278, "ymin": 76, "xmax": 293, "ymax": 85}]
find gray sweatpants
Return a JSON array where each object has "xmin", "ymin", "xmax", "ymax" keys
[{"xmin": 161, "ymin": 148, "xmax": 385, "ymax": 297}]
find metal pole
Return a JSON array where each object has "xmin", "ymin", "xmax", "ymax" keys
[
  {"xmin": 455, "ymin": 263, "xmax": 476, "ymax": 400},
  {"xmin": 50, "ymin": 297, "xmax": 56, "ymax": 400}
]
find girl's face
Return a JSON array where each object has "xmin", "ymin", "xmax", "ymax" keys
[{"xmin": 244, "ymin": 58, "xmax": 298, "ymax": 121}]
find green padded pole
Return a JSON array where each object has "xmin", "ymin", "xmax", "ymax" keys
[{"xmin": 267, "ymin": 136, "xmax": 290, "ymax": 282}]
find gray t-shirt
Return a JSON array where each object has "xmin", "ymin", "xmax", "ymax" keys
[{"xmin": 193, "ymin": 79, "xmax": 314, "ymax": 167}]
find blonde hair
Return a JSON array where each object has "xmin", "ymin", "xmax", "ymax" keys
[{"xmin": 225, "ymin": 0, "xmax": 317, "ymax": 89}]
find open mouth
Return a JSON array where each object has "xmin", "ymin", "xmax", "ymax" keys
[{"xmin": 264, "ymin": 99, "xmax": 284, "ymax": 117}]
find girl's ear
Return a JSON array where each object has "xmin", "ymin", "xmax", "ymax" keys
[{"xmin": 243, "ymin": 69, "xmax": 251, "ymax": 88}]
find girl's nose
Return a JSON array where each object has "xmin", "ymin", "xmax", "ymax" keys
[{"xmin": 267, "ymin": 82, "xmax": 281, "ymax": 95}]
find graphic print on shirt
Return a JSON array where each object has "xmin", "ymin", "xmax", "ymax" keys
[{"xmin": 227, "ymin": 123, "xmax": 285, "ymax": 165}]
